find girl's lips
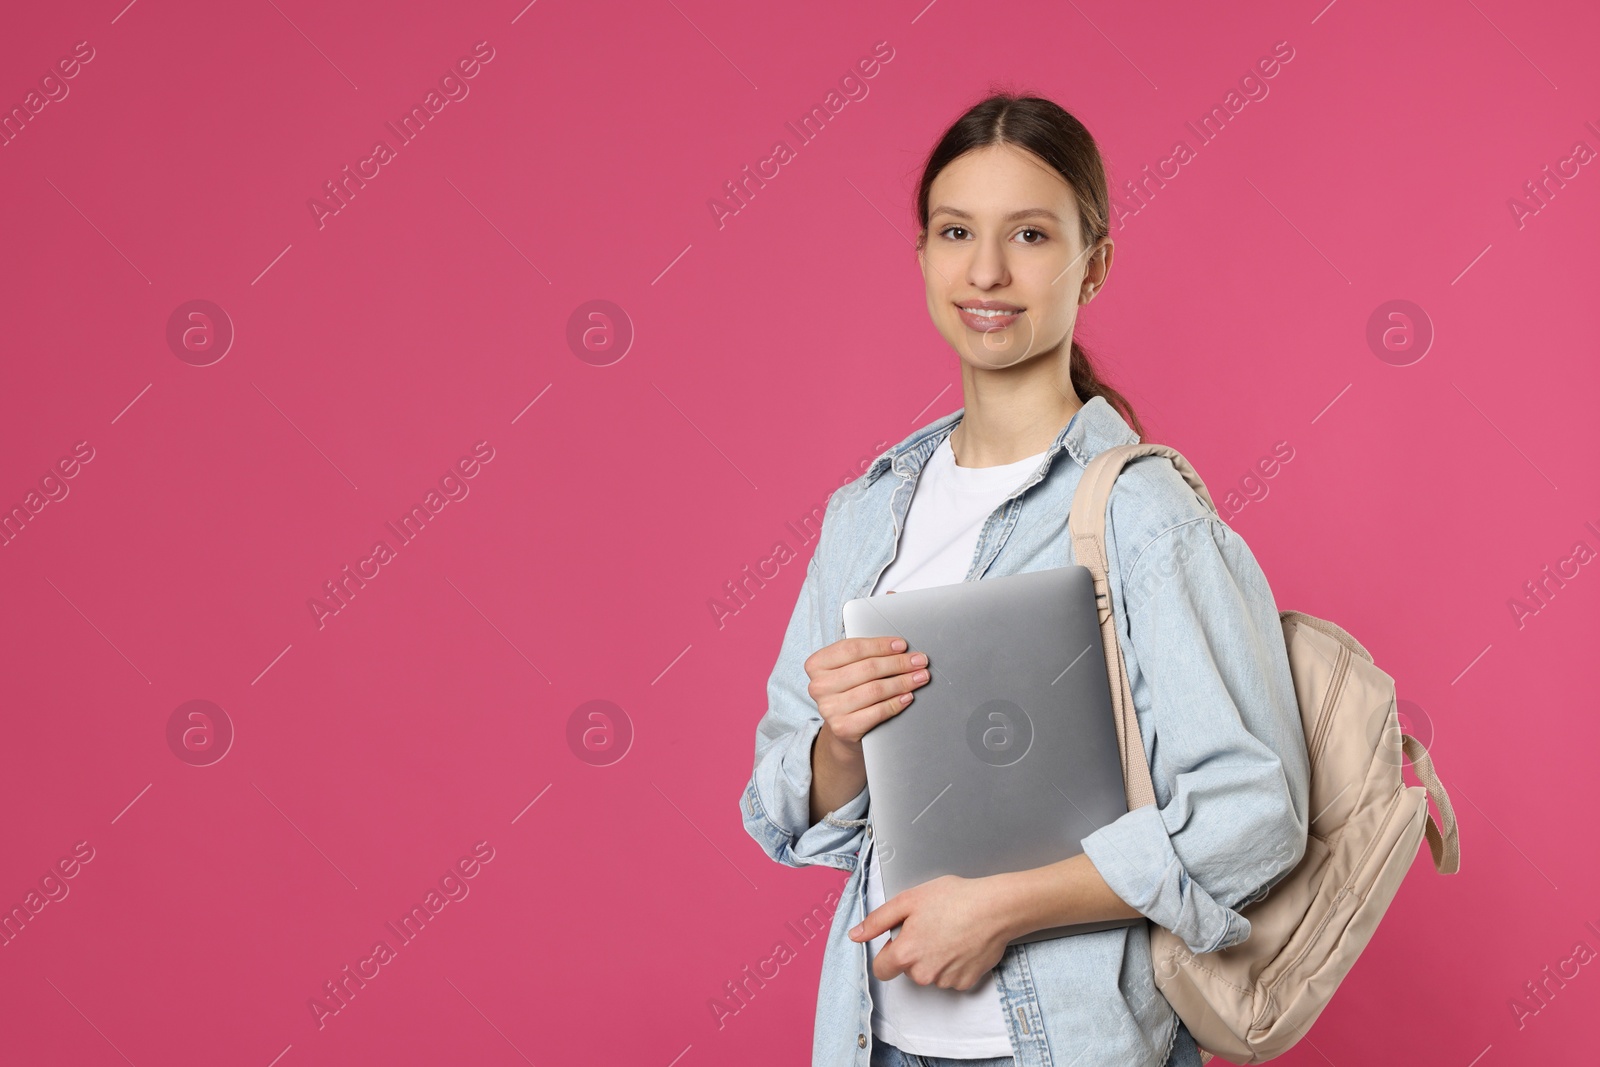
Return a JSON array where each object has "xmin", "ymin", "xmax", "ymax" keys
[{"xmin": 956, "ymin": 305, "xmax": 1023, "ymax": 331}]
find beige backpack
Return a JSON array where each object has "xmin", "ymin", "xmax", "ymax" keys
[{"xmin": 1070, "ymin": 442, "xmax": 1461, "ymax": 1065}]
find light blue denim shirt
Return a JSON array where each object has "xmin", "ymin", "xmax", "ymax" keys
[{"xmin": 739, "ymin": 395, "xmax": 1310, "ymax": 1067}]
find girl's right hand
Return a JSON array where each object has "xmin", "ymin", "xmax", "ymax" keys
[{"xmin": 804, "ymin": 635, "xmax": 931, "ymax": 750}]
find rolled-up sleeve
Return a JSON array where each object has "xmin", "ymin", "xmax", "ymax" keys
[
  {"xmin": 740, "ymin": 535, "xmax": 872, "ymax": 873},
  {"xmin": 1080, "ymin": 514, "xmax": 1310, "ymax": 956}
]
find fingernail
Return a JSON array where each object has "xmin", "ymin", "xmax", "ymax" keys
[{"xmin": 891, "ymin": 639, "xmax": 906, "ymax": 651}]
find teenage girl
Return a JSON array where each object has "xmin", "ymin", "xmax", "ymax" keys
[{"xmin": 741, "ymin": 92, "xmax": 1309, "ymax": 1067}]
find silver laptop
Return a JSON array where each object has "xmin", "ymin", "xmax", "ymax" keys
[{"xmin": 842, "ymin": 565, "xmax": 1145, "ymax": 945}]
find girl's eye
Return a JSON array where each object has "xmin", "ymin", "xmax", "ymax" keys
[{"xmin": 937, "ymin": 225, "xmax": 1048, "ymax": 243}]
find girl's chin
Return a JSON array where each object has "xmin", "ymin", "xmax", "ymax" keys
[{"xmin": 955, "ymin": 347, "xmax": 1035, "ymax": 371}]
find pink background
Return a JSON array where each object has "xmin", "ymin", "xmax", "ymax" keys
[{"xmin": 2, "ymin": 0, "xmax": 1596, "ymax": 1064}]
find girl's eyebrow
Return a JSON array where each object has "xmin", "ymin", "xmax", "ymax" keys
[{"xmin": 930, "ymin": 206, "xmax": 1061, "ymax": 223}]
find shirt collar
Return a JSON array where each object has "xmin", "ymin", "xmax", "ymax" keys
[{"xmin": 862, "ymin": 393, "xmax": 1141, "ymax": 485}]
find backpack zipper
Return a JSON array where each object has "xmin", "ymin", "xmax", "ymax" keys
[
  {"xmin": 1254, "ymin": 782, "xmax": 1406, "ymax": 1024},
  {"xmin": 1306, "ymin": 644, "xmax": 1352, "ymax": 770}
]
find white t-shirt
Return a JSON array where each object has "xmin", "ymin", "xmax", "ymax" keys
[{"xmin": 864, "ymin": 434, "xmax": 1047, "ymax": 1057}]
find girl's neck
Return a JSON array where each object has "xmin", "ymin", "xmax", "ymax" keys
[{"xmin": 949, "ymin": 357, "xmax": 1084, "ymax": 469}]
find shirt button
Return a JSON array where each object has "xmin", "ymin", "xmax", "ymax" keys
[{"xmin": 857, "ymin": 1033, "xmax": 867, "ymax": 1048}]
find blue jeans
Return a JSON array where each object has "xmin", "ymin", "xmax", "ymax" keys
[
  {"xmin": 869, "ymin": 1039, "xmax": 1013, "ymax": 1067},
  {"xmin": 869, "ymin": 1020, "xmax": 1202, "ymax": 1066}
]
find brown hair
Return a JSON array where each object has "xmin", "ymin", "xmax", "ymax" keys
[{"xmin": 913, "ymin": 91, "xmax": 1146, "ymax": 441}]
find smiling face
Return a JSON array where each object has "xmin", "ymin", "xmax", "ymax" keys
[{"xmin": 917, "ymin": 142, "xmax": 1111, "ymax": 372}]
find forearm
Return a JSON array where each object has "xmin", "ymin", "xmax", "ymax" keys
[
  {"xmin": 809, "ymin": 730, "xmax": 867, "ymax": 826},
  {"xmin": 990, "ymin": 852, "xmax": 1142, "ymax": 941}
]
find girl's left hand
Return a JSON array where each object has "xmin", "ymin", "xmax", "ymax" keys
[{"xmin": 848, "ymin": 874, "xmax": 1013, "ymax": 991}]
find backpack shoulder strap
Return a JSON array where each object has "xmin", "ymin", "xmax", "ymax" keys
[{"xmin": 1068, "ymin": 443, "xmax": 1217, "ymax": 812}]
